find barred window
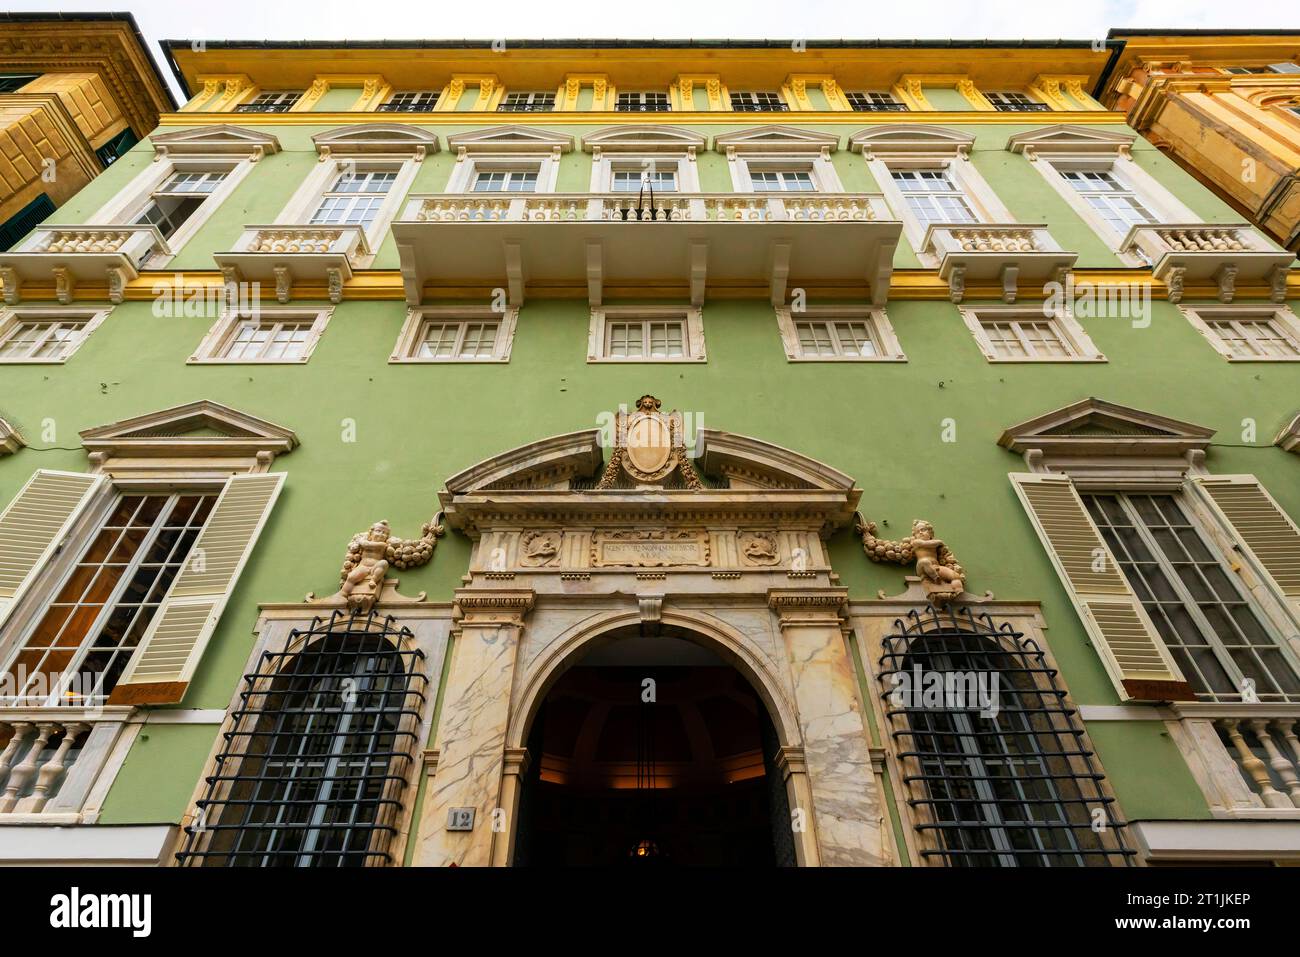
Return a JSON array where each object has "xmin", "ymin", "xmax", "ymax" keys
[
  {"xmin": 378, "ymin": 91, "xmax": 440, "ymax": 112},
  {"xmin": 731, "ymin": 91, "xmax": 788, "ymax": 112},
  {"xmin": 845, "ymin": 91, "xmax": 907, "ymax": 112},
  {"xmin": 498, "ymin": 91, "xmax": 556, "ymax": 112},
  {"xmin": 616, "ymin": 91, "xmax": 671, "ymax": 112},
  {"xmin": 879, "ymin": 607, "xmax": 1134, "ymax": 866},
  {"xmin": 236, "ymin": 91, "xmax": 302, "ymax": 113},
  {"xmin": 177, "ymin": 613, "xmax": 427, "ymax": 867},
  {"xmin": 985, "ymin": 91, "xmax": 1051, "ymax": 112}
]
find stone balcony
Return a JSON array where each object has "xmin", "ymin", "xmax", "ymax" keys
[
  {"xmin": 1121, "ymin": 223, "xmax": 1295, "ymax": 303},
  {"xmin": 921, "ymin": 223, "xmax": 1077, "ymax": 303},
  {"xmin": 214, "ymin": 225, "xmax": 371, "ymax": 304},
  {"xmin": 0, "ymin": 225, "xmax": 168, "ymax": 305},
  {"xmin": 0, "ymin": 708, "xmax": 134, "ymax": 824},
  {"xmin": 1167, "ymin": 703, "xmax": 1300, "ymax": 819},
  {"xmin": 392, "ymin": 192, "xmax": 901, "ymax": 306}
]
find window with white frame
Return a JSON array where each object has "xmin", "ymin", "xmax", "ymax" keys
[
  {"xmin": 890, "ymin": 169, "xmax": 978, "ymax": 224},
  {"xmin": 497, "ymin": 92, "xmax": 556, "ymax": 112},
  {"xmin": 471, "ymin": 167, "xmax": 540, "ymax": 192},
  {"xmin": 236, "ymin": 91, "xmax": 302, "ymax": 113},
  {"xmin": 0, "ymin": 308, "xmax": 109, "ymax": 363},
  {"xmin": 731, "ymin": 91, "xmax": 788, "ymax": 112},
  {"xmin": 1181, "ymin": 304, "xmax": 1300, "ymax": 361},
  {"xmin": 191, "ymin": 308, "xmax": 331, "ymax": 364},
  {"xmin": 960, "ymin": 306, "xmax": 1104, "ymax": 362},
  {"xmin": 774, "ymin": 306, "xmax": 905, "ymax": 361},
  {"xmin": 985, "ymin": 91, "xmax": 1051, "ymax": 112},
  {"xmin": 309, "ymin": 169, "xmax": 399, "ymax": 228},
  {"xmin": 1226, "ymin": 63, "xmax": 1300, "ymax": 74},
  {"xmin": 390, "ymin": 306, "xmax": 518, "ymax": 362},
  {"xmin": 611, "ymin": 168, "xmax": 678, "ymax": 192},
  {"xmin": 588, "ymin": 306, "xmax": 706, "ymax": 362},
  {"xmin": 1058, "ymin": 169, "xmax": 1157, "ymax": 235},
  {"xmin": 132, "ymin": 170, "xmax": 229, "ymax": 240},
  {"xmin": 616, "ymin": 91, "xmax": 671, "ymax": 112},
  {"xmin": 844, "ymin": 91, "xmax": 908, "ymax": 112},
  {"xmin": 750, "ymin": 169, "xmax": 816, "ymax": 192},
  {"xmin": 378, "ymin": 91, "xmax": 440, "ymax": 112}
]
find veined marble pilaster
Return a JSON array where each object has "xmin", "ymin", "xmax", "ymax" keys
[
  {"xmin": 416, "ymin": 589, "xmax": 534, "ymax": 866},
  {"xmin": 769, "ymin": 588, "xmax": 884, "ymax": 866}
]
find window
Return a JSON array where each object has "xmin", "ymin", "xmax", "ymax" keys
[
  {"xmin": 390, "ymin": 306, "xmax": 518, "ymax": 362},
  {"xmin": 0, "ymin": 492, "xmax": 216, "ymax": 706},
  {"xmin": 1059, "ymin": 170, "xmax": 1156, "ymax": 235},
  {"xmin": 95, "ymin": 128, "xmax": 138, "ymax": 167},
  {"xmin": 0, "ymin": 73, "xmax": 38, "ymax": 93},
  {"xmin": 176, "ymin": 613, "xmax": 426, "ymax": 867},
  {"xmin": 471, "ymin": 168, "xmax": 539, "ymax": 192},
  {"xmin": 961, "ymin": 307, "xmax": 1103, "ymax": 363},
  {"xmin": 985, "ymin": 91, "xmax": 1051, "ymax": 112},
  {"xmin": 1083, "ymin": 493, "xmax": 1300, "ymax": 703},
  {"xmin": 616, "ymin": 91, "xmax": 671, "ymax": 112},
  {"xmin": 588, "ymin": 306, "xmax": 706, "ymax": 362},
  {"xmin": 192, "ymin": 309, "xmax": 331, "ymax": 364},
  {"xmin": 845, "ymin": 91, "xmax": 907, "ymax": 112},
  {"xmin": 775, "ymin": 306, "xmax": 905, "ymax": 361},
  {"xmin": 1226, "ymin": 63, "xmax": 1300, "ymax": 74},
  {"xmin": 132, "ymin": 170, "xmax": 229, "ymax": 239},
  {"xmin": 731, "ymin": 91, "xmax": 788, "ymax": 112},
  {"xmin": 378, "ymin": 91, "xmax": 439, "ymax": 112},
  {"xmin": 498, "ymin": 91, "xmax": 555, "ymax": 112},
  {"xmin": 0, "ymin": 308, "xmax": 108, "ymax": 363},
  {"xmin": 0, "ymin": 192, "xmax": 54, "ymax": 251},
  {"xmin": 751, "ymin": 170, "xmax": 815, "ymax": 192},
  {"xmin": 891, "ymin": 169, "xmax": 977, "ymax": 224},
  {"xmin": 309, "ymin": 169, "xmax": 398, "ymax": 228},
  {"xmin": 1181, "ymin": 305, "xmax": 1300, "ymax": 361},
  {"xmin": 611, "ymin": 169, "xmax": 677, "ymax": 192},
  {"xmin": 236, "ymin": 91, "xmax": 302, "ymax": 113}
]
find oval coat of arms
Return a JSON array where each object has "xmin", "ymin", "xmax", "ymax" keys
[{"xmin": 625, "ymin": 412, "xmax": 672, "ymax": 475}]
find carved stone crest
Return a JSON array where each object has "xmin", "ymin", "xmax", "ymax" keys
[
  {"xmin": 519, "ymin": 529, "xmax": 562, "ymax": 567},
  {"xmin": 596, "ymin": 394, "xmax": 703, "ymax": 490},
  {"xmin": 739, "ymin": 531, "xmax": 780, "ymax": 566}
]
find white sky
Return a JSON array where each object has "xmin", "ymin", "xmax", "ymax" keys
[{"xmin": 9, "ymin": 0, "xmax": 1300, "ymax": 100}]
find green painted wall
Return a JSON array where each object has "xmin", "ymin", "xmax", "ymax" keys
[
  {"xmin": 924, "ymin": 87, "xmax": 974, "ymax": 111},
  {"xmin": 312, "ymin": 88, "xmax": 360, "ymax": 112}
]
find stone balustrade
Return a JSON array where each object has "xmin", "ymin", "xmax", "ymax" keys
[
  {"xmin": 0, "ymin": 718, "xmax": 91, "ymax": 815},
  {"xmin": 1216, "ymin": 716, "xmax": 1300, "ymax": 810}
]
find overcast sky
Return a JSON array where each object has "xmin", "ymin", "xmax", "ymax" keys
[{"xmin": 11, "ymin": 0, "xmax": 1300, "ymax": 99}]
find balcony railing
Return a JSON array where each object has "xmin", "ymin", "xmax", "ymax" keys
[
  {"xmin": 214, "ymin": 224, "xmax": 371, "ymax": 304},
  {"xmin": 921, "ymin": 223, "xmax": 1077, "ymax": 303},
  {"xmin": 1121, "ymin": 223, "xmax": 1294, "ymax": 303},
  {"xmin": 0, "ymin": 708, "xmax": 133, "ymax": 822},
  {"xmin": 1217, "ymin": 716, "xmax": 1300, "ymax": 811},
  {"xmin": 0, "ymin": 224, "xmax": 168, "ymax": 305},
  {"xmin": 1168, "ymin": 705, "xmax": 1300, "ymax": 818}
]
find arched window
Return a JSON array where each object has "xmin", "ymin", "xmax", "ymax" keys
[
  {"xmin": 879, "ymin": 607, "xmax": 1134, "ymax": 867},
  {"xmin": 178, "ymin": 612, "xmax": 426, "ymax": 867}
]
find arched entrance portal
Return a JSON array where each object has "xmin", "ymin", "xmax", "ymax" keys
[{"xmin": 512, "ymin": 625, "xmax": 797, "ymax": 867}]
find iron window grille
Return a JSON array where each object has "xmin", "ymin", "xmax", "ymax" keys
[
  {"xmin": 176, "ymin": 611, "xmax": 427, "ymax": 867},
  {"xmin": 616, "ymin": 91, "xmax": 671, "ymax": 112},
  {"xmin": 378, "ymin": 91, "xmax": 440, "ymax": 112},
  {"xmin": 731, "ymin": 91, "xmax": 788, "ymax": 112},
  {"xmin": 498, "ymin": 92, "xmax": 556, "ymax": 112},
  {"xmin": 236, "ymin": 91, "xmax": 302, "ymax": 113},
  {"xmin": 845, "ymin": 91, "xmax": 908, "ymax": 112},
  {"xmin": 985, "ymin": 91, "xmax": 1051, "ymax": 112},
  {"xmin": 879, "ymin": 606, "xmax": 1134, "ymax": 867}
]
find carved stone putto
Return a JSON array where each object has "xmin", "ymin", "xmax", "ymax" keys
[
  {"xmin": 856, "ymin": 517, "xmax": 967, "ymax": 606},
  {"xmin": 595, "ymin": 394, "xmax": 703, "ymax": 490},
  {"xmin": 333, "ymin": 515, "xmax": 445, "ymax": 613}
]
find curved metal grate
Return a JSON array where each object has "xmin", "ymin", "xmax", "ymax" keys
[
  {"xmin": 879, "ymin": 606, "xmax": 1135, "ymax": 867},
  {"xmin": 176, "ymin": 611, "xmax": 426, "ymax": 867}
]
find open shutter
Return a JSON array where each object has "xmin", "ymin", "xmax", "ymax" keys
[
  {"xmin": 1193, "ymin": 475, "xmax": 1300, "ymax": 623},
  {"xmin": 1010, "ymin": 472, "xmax": 1194, "ymax": 702},
  {"xmin": 109, "ymin": 472, "xmax": 284, "ymax": 706},
  {"xmin": 0, "ymin": 470, "xmax": 105, "ymax": 631}
]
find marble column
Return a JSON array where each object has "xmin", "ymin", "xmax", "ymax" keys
[
  {"xmin": 415, "ymin": 589, "xmax": 533, "ymax": 867},
  {"xmin": 769, "ymin": 588, "xmax": 885, "ymax": 866}
]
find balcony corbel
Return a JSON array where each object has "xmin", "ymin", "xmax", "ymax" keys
[
  {"xmin": 1120, "ymin": 223, "xmax": 1294, "ymax": 304},
  {"xmin": 921, "ymin": 223, "xmax": 1077, "ymax": 304},
  {"xmin": 0, "ymin": 225, "xmax": 168, "ymax": 305},
  {"xmin": 213, "ymin": 225, "xmax": 370, "ymax": 304}
]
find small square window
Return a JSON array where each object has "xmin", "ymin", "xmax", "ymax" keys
[
  {"xmin": 498, "ymin": 92, "xmax": 556, "ymax": 112},
  {"xmin": 1182, "ymin": 306, "xmax": 1300, "ymax": 361},
  {"xmin": 616, "ymin": 91, "xmax": 671, "ymax": 112},
  {"xmin": 192, "ymin": 309, "xmax": 330, "ymax": 364},
  {"xmin": 390, "ymin": 307, "xmax": 518, "ymax": 362},
  {"xmin": 730, "ymin": 91, "xmax": 788, "ymax": 112},
  {"xmin": 985, "ymin": 91, "xmax": 1051, "ymax": 112},
  {"xmin": 588, "ymin": 307, "xmax": 705, "ymax": 362},
  {"xmin": 775, "ymin": 306, "xmax": 904, "ymax": 362},
  {"xmin": 236, "ymin": 91, "xmax": 302, "ymax": 113},
  {"xmin": 379, "ymin": 91, "xmax": 440, "ymax": 112},
  {"xmin": 845, "ymin": 91, "xmax": 907, "ymax": 112},
  {"xmin": 961, "ymin": 307, "xmax": 1103, "ymax": 362},
  {"xmin": 0, "ymin": 308, "xmax": 108, "ymax": 363}
]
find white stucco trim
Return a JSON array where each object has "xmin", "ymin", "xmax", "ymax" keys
[
  {"xmin": 1133, "ymin": 819, "xmax": 1300, "ymax": 861},
  {"xmin": 0, "ymin": 824, "xmax": 177, "ymax": 865}
]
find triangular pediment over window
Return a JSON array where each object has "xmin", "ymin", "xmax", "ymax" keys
[
  {"xmin": 1006, "ymin": 125, "xmax": 1136, "ymax": 157},
  {"xmin": 446, "ymin": 126, "xmax": 575, "ymax": 156},
  {"xmin": 80, "ymin": 400, "xmax": 298, "ymax": 462},
  {"xmin": 849, "ymin": 125, "xmax": 974, "ymax": 158},
  {"xmin": 0, "ymin": 414, "xmax": 23, "ymax": 455},
  {"xmin": 150, "ymin": 125, "xmax": 281, "ymax": 159},
  {"xmin": 312, "ymin": 124, "xmax": 440, "ymax": 158},
  {"xmin": 999, "ymin": 397, "xmax": 1215, "ymax": 458},
  {"xmin": 713, "ymin": 126, "xmax": 839, "ymax": 155},
  {"xmin": 581, "ymin": 125, "xmax": 707, "ymax": 154}
]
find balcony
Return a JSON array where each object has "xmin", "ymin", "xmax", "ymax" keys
[
  {"xmin": 1121, "ymin": 224, "xmax": 1294, "ymax": 303},
  {"xmin": 1168, "ymin": 705, "xmax": 1300, "ymax": 818},
  {"xmin": 214, "ymin": 225, "xmax": 371, "ymax": 304},
  {"xmin": 921, "ymin": 224, "xmax": 1077, "ymax": 303},
  {"xmin": 392, "ymin": 192, "xmax": 902, "ymax": 306},
  {"xmin": 0, "ymin": 708, "xmax": 133, "ymax": 823},
  {"xmin": 0, "ymin": 225, "xmax": 168, "ymax": 305}
]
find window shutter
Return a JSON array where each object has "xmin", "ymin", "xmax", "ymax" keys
[
  {"xmin": 0, "ymin": 470, "xmax": 105, "ymax": 631},
  {"xmin": 1193, "ymin": 475, "xmax": 1300, "ymax": 622},
  {"xmin": 1009, "ymin": 472, "xmax": 1194, "ymax": 701},
  {"xmin": 109, "ymin": 472, "xmax": 284, "ymax": 706}
]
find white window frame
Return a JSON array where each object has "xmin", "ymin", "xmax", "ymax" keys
[
  {"xmin": 729, "ymin": 154, "xmax": 842, "ymax": 193},
  {"xmin": 444, "ymin": 152, "xmax": 561, "ymax": 194},
  {"xmin": 378, "ymin": 91, "xmax": 440, "ymax": 113},
  {"xmin": 1180, "ymin": 303, "xmax": 1300, "ymax": 362},
  {"xmin": 389, "ymin": 306, "xmax": 519, "ymax": 363},
  {"xmin": 236, "ymin": 91, "xmax": 302, "ymax": 113},
  {"xmin": 275, "ymin": 157, "xmax": 418, "ymax": 259},
  {"xmin": 959, "ymin": 305, "xmax": 1105, "ymax": 363},
  {"xmin": 0, "ymin": 306, "xmax": 110, "ymax": 364},
  {"xmin": 614, "ymin": 91, "xmax": 672, "ymax": 112},
  {"xmin": 497, "ymin": 91, "xmax": 557, "ymax": 112},
  {"xmin": 587, "ymin": 305, "xmax": 706, "ymax": 363},
  {"xmin": 774, "ymin": 305, "xmax": 905, "ymax": 362},
  {"xmin": 590, "ymin": 153, "xmax": 700, "ymax": 193},
  {"xmin": 190, "ymin": 307, "xmax": 332, "ymax": 364},
  {"xmin": 730, "ymin": 91, "xmax": 790, "ymax": 112}
]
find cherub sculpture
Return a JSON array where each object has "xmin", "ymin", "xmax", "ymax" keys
[
  {"xmin": 856, "ymin": 517, "xmax": 967, "ymax": 605},
  {"xmin": 338, "ymin": 516, "xmax": 445, "ymax": 613}
]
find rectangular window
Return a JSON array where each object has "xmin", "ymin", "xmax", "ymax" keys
[
  {"xmin": 417, "ymin": 319, "xmax": 500, "ymax": 359},
  {"xmin": 611, "ymin": 169, "xmax": 678, "ymax": 192},
  {"xmin": 471, "ymin": 169, "xmax": 539, "ymax": 193},
  {"xmin": 0, "ymin": 308, "xmax": 107, "ymax": 363},
  {"xmin": 751, "ymin": 170, "xmax": 815, "ymax": 192},
  {"xmin": 498, "ymin": 92, "xmax": 555, "ymax": 112},
  {"xmin": 962, "ymin": 307, "xmax": 1102, "ymax": 362},
  {"xmin": 0, "ymin": 73, "xmax": 38, "ymax": 93},
  {"xmin": 236, "ymin": 91, "xmax": 302, "ymax": 113},
  {"xmin": 985, "ymin": 91, "xmax": 1051, "ymax": 112},
  {"xmin": 133, "ymin": 170, "xmax": 229, "ymax": 239},
  {"xmin": 378, "ymin": 91, "xmax": 440, "ymax": 112},
  {"xmin": 589, "ymin": 306, "xmax": 705, "ymax": 362},
  {"xmin": 845, "ymin": 91, "xmax": 908, "ymax": 112},
  {"xmin": 1, "ymin": 492, "xmax": 216, "ymax": 705},
  {"xmin": 891, "ymin": 169, "xmax": 977, "ymax": 224},
  {"xmin": 1185, "ymin": 307, "xmax": 1300, "ymax": 360},
  {"xmin": 981, "ymin": 318, "xmax": 1072, "ymax": 359},
  {"xmin": 796, "ymin": 320, "xmax": 879, "ymax": 358},
  {"xmin": 222, "ymin": 319, "xmax": 315, "ymax": 361},
  {"xmin": 616, "ymin": 91, "xmax": 671, "ymax": 112},
  {"xmin": 1083, "ymin": 492, "xmax": 1300, "ymax": 703},
  {"xmin": 391, "ymin": 307, "xmax": 518, "ymax": 363},
  {"xmin": 606, "ymin": 319, "xmax": 684, "ymax": 358},
  {"xmin": 776, "ymin": 306, "xmax": 904, "ymax": 362},
  {"xmin": 1060, "ymin": 169, "xmax": 1156, "ymax": 234},
  {"xmin": 731, "ymin": 91, "xmax": 788, "ymax": 112},
  {"xmin": 309, "ymin": 169, "xmax": 397, "ymax": 228}
]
